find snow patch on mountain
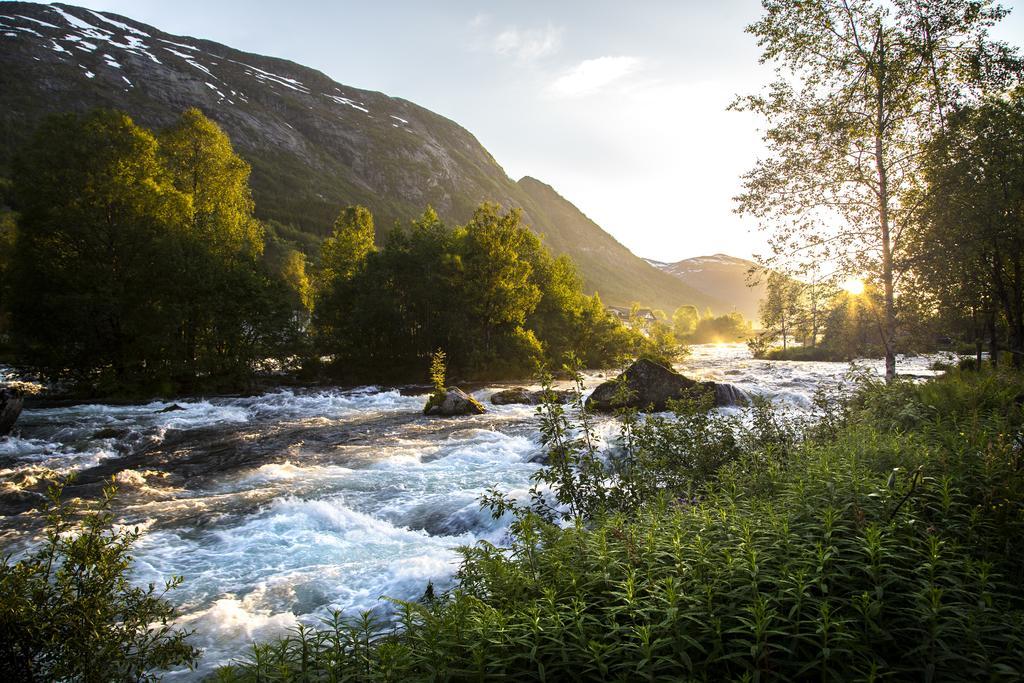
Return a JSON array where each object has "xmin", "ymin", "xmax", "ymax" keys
[{"xmin": 87, "ymin": 10, "xmax": 149, "ymax": 37}]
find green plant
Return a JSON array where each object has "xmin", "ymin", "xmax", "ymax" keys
[
  {"xmin": 217, "ymin": 370, "xmax": 1024, "ymax": 681},
  {"xmin": 0, "ymin": 478, "xmax": 198, "ymax": 681},
  {"xmin": 429, "ymin": 349, "xmax": 446, "ymax": 396},
  {"xmin": 422, "ymin": 349, "xmax": 448, "ymax": 414}
]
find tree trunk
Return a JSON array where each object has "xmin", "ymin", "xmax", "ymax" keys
[
  {"xmin": 973, "ymin": 306, "xmax": 983, "ymax": 368},
  {"xmin": 810, "ymin": 283, "xmax": 818, "ymax": 348},
  {"xmin": 989, "ymin": 309, "xmax": 999, "ymax": 368},
  {"xmin": 874, "ymin": 29, "xmax": 897, "ymax": 382}
]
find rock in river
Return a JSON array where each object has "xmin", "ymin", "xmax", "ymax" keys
[
  {"xmin": 491, "ymin": 387, "xmax": 573, "ymax": 405},
  {"xmin": 0, "ymin": 386, "xmax": 24, "ymax": 436},
  {"xmin": 587, "ymin": 358, "xmax": 748, "ymax": 412},
  {"xmin": 424, "ymin": 387, "xmax": 486, "ymax": 416}
]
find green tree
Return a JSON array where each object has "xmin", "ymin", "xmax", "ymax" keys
[
  {"xmin": 914, "ymin": 89, "xmax": 1024, "ymax": 367},
  {"xmin": 691, "ymin": 312, "xmax": 751, "ymax": 344},
  {"xmin": 8, "ymin": 108, "xmax": 297, "ymax": 391},
  {"xmin": 158, "ymin": 108, "xmax": 270, "ymax": 382},
  {"xmin": 319, "ymin": 205, "xmax": 375, "ymax": 286},
  {"xmin": 313, "ymin": 205, "xmax": 376, "ymax": 358},
  {"xmin": 672, "ymin": 305, "xmax": 699, "ymax": 340},
  {"xmin": 311, "ymin": 202, "xmax": 642, "ymax": 380},
  {"xmin": 374, "ymin": 207, "xmax": 460, "ymax": 368},
  {"xmin": 9, "ymin": 110, "xmax": 186, "ymax": 383},
  {"xmin": 734, "ymin": 0, "xmax": 1015, "ymax": 380},
  {"xmin": 0, "ymin": 178, "xmax": 19, "ymax": 337},
  {"xmin": 278, "ymin": 249, "xmax": 313, "ymax": 315},
  {"xmin": 821, "ymin": 287, "xmax": 883, "ymax": 359},
  {"xmin": 759, "ymin": 271, "xmax": 800, "ymax": 351},
  {"xmin": 791, "ymin": 261, "xmax": 834, "ymax": 348},
  {"xmin": 457, "ymin": 204, "xmax": 542, "ymax": 367},
  {"xmin": 159, "ymin": 108, "xmax": 262, "ymax": 258}
]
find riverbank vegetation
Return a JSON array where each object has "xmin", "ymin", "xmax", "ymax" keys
[
  {"xmin": 0, "ymin": 480, "xmax": 199, "ymax": 680},
  {"xmin": 312, "ymin": 203, "xmax": 647, "ymax": 382},
  {"xmin": 213, "ymin": 365, "xmax": 1024, "ymax": 681},
  {"xmin": 735, "ymin": 0, "xmax": 1024, "ymax": 375},
  {"xmin": 0, "ymin": 109, "xmax": 665, "ymax": 395}
]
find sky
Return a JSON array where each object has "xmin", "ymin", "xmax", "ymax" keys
[{"xmin": 23, "ymin": 1, "xmax": 1024, "ymax": 262}]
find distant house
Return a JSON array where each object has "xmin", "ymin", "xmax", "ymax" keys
[
  {"xmin": 606, "ymin": 306, "xmax": 657, "ymax": 324},
  {"xmin": 636, "ymin": 309, "xmax": 657, "ymax": 323}
]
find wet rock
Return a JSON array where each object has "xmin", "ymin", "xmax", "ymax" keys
[
  {"xmin": 587, "ymin": 359, "xmax": 748, "ymax": 412},
  {"xmin": 158, "ymin": 403, "xmax": 186, "ymax": 413},
  {"xmin": 0, "ymin": 485, "xmax": 46, "ymax": 515},
  {"xmin": 399, "ymin": 384, "xmax": 433, "ymax": 397},
  {"xmin": 93, "ymin": 427, "xmax": 129, "ymax": 440},
  {"xmin": 424, "ymin": 387, "xmax": 486, "ymax": 416},
  {"xmin": 0, "ymin": 386, "xmax": 24, "ymax": 436},
  {"xmin": 713, "ymin": 383, "xmax": 749, "ymax": 407},
  {"xmin": 491, "ymin": 388, "xmax": 573, "ymax": 405},
  {"xmin": 491, "ymin": 387, "xmax": 533, "ymax": 405}
]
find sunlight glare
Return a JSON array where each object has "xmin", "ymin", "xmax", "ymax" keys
[{"xmin": 842, "ymin": 278, "xmax": 865, "ymax": 295}]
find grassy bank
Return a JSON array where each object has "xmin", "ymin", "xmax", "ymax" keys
[{"xmin": 216, "ymin": 368, "xmax": 1024, "ymax": 681}]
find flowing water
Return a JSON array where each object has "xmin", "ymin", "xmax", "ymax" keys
[{"xmin": 0, "ymin": 345, "xmax": 951, "ymax": 677}]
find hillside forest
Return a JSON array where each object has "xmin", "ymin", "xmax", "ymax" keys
[{"xmin": 0, "ymin": 108, "xmax": 724, "ymax": 393}]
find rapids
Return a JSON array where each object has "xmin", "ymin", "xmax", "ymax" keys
[{"xmin": 0, "ymin": 344, "xmax": 950, "ymax": 677}]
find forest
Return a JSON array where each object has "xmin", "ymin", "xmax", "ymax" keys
[{"xmin": 0, "ymin": 108, "xmax": 675, "ymax": 394}]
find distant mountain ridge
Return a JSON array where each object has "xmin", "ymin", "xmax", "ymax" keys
[
  {"xmin": 645, "ymin": 254, "xmax": 766, "ymax": 321},
  {"xmin": 0, "ymin": 2, "xmax": 724, "ymax": 314}
]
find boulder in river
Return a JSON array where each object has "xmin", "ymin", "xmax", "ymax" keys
[
  {"xmin": 587, "ymin": 359, "xmax": 748, "ymax": 412},
  {"xmin": 0, "ymin": 386, "xmax": 24, "ymax": 436},
  {"xmin": 158, "ymin": 403, "xmax": 186, "ymax": 413},
  {"xmin": 491, "ymin": 387, "xmax": 573, "ymax": 405},
  {"xmin": 92, "ymin": 427, "xmax": 130, "ymax": 440},
  {"xmin": 713, "ymin": 382, "xmax": 749, "ymax": 407},
  {"xmin": 424, "ymin": 387, "xmax": 486, "ymax": 416}
]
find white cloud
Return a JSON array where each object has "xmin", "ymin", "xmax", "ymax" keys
[
  {"xmin": 479, "ymin": 23, "xmax": 562, "ymax": 62},
  {"xmin": 468, "ymin": 13, "xmax": 488, "ymax": 31},
  {"xmin": 547, "ymin": 56, "xmax": 644, "ymax": 97}
]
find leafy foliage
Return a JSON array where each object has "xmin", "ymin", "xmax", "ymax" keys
[
  {"xmin": 312, "ymin": 204, "xmax": 647, "ymax": 381},
  {"xmin": 687, "ymin": 311, "xmax": 751, "ymax": 344},
  {"xmin": 217, "ymin": 369, "xmax": 1024, "ymax": 681},
  {"xmin": 913, "ymin": 88, "xmax": 1024, "ymax": 368},
  {"xmin": 0, "ymin": 479, "xmax": 198, "ymax": 681},
  {"xmin": 8, "ymin": 108, "xmax": 306, "ymax": 394},
  {"xmin": 734, "ymin": 0, "xmax": 1019, "ymax": 379}
]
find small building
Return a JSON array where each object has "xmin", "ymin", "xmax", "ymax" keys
[
  {"xmin": 607, "ymin": 306, "xmax": 631, "ymax": 321},
  {"xmin": 606, "ymin": 306, "xmax": 657, "ymax": 324}
]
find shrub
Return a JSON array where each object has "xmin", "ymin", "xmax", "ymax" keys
[
  {"xmin": 217, "ymin": 369, "xmax": 1024, "ymax": 681},
  {"xmin": 0, "ymin": 479, "xmax": 198, "ymax": 681}
]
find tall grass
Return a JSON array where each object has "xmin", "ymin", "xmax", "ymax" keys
[{"xmin": 217, "ymin": 368, "xmax": 1024, "ymax": 681}]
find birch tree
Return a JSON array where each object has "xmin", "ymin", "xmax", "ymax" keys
[{"xmin": 734, "ymin": 0, "xmax": 1014, "ymax": 379}]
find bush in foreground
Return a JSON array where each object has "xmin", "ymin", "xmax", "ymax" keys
[
  {"xmin": 0, "ymin": 480, "xmax": 198, "ymax": 681},
  {"xmin": 218, "ymin": 368, "xmax": 1024, "ymax": 681}
]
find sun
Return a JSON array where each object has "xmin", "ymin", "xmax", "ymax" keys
[{"xmin": 842, "ymin": 278, "xmax": 866, "ymax": 295}]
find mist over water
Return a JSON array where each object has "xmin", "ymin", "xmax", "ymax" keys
[{"xmin": 0, "ymin": 345, "xmax": 949, "ymax": 677}]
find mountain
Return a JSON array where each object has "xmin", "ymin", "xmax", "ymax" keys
[
  {"xmin": 0, "ymin": 2, "xmax": 721, "ymax": 313},
  {"xmin": 645, "ymin": 254, "xmax": 766, "ymax": 322},
  {"xmin": 517, "ymin": 178, "xmax": 727, "ymax": 313}
]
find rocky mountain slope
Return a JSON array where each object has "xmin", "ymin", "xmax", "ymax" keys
[
  {"xmin": 646, "ymin": 254, "xmax": 766, "ymax": 321},
  {"xmin": 0, "ymin": 2, "xmax": 722, "ymax": 313}
]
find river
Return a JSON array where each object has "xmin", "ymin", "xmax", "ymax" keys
[{"xmin": 0, "ymin": 344, "xmax": 949, "ymax": 676}]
